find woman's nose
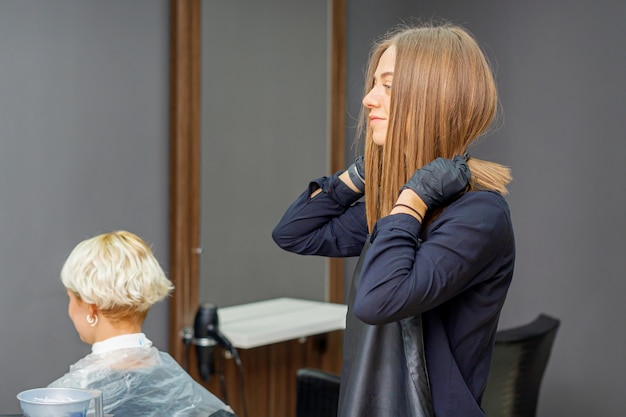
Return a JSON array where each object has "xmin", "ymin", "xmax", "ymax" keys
[{"xmin": 362, "ymin": 88, "xmax": 379, "ymax": 108}]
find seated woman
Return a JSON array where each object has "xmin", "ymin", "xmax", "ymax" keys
[{"xmin": 48, "ymin": 230, "xmax": 237, "ymax": 417}]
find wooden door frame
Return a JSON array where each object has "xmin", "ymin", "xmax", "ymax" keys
[{"xmin": 168, "ymin": 0, "xmax": 346, "ymax": 363}]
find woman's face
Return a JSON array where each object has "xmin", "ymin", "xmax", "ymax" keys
[
  {"xmin": 67, "ymin": 289, "xmax": 96, "ymax": 344},
  {"xmin": 362, "ymin": 45, "xmax": 396, "ymax": 146}
]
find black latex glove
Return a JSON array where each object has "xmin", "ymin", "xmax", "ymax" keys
[
  {"xmin": 402, "ymin": 155, "xmax": 470, "ymax": 209},
  {"xmin": 346, "ymin": 156, "xmax": 365, "ymax": 193}
]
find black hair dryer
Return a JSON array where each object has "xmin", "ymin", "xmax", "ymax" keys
[{"xmin": 192, "ymin": 302, "xmax": 236, "ymax": 382}]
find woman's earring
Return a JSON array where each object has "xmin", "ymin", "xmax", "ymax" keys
[{"xmin": 86, "ymin": 314, "xmax": 98, "ymax": 327}]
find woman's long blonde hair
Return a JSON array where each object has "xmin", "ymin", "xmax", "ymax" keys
[{"xmin": 361, "ymin": 23, "xmax": 511, "ymax": 231}]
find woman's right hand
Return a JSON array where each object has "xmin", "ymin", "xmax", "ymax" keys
[
  {"xmin": 402, "ymin": 155, "xmax": 470, "ymax": 210},
  {"xmin": 312, "ymin": 156, "xmax": 365, "ymax": 198},
  {"xmin": 342, "ymin": 156, "xmax": 365, "ymax": 193}
]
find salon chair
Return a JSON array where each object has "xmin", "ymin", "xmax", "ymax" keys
[
  {"xmin": 296, "ymin": 368, "xmax": 341, "ymax": 417},
  {"xmin": 295, "ymin": 314, "xmax": 560, "ymax": 417},
  {"xmin": 481, "ymin": 314, "xmax": 560, "ymax": 417}
]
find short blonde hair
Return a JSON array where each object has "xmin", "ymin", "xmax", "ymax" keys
[{"xmin": 61, "ymin": 231, "xmax": 174, "ymax": 319}]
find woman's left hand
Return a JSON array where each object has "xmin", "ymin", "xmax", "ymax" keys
[{"xmin": 402, "ymin": 155, "xmax": 470, "ymax": 210}]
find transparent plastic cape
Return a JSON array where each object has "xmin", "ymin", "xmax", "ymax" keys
[{"xmin": 48, "ymin": 346, "xmax": 236, "ymax": 417}]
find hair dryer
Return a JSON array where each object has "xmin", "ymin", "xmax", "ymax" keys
[{"xmin": 193, "ymin": 302, "xmax": 236, "ymax": 382}]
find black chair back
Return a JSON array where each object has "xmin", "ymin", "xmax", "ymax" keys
[
  {"xmin": 481, "ymin": 314, "xmax": 560, "ymax": 417},
  {"xmin": 296, "ymin": 368, "xmax": 341, "ymax": 417}
]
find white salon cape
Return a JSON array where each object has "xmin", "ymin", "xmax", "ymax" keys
[{"xmin": 48, "ymin": 333, "xmax": 236, "ymax": 417}]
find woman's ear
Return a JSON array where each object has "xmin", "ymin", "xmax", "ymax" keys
[{"xmin": 88, "ymin": 303, "xmax": 99, "ymax": 317}]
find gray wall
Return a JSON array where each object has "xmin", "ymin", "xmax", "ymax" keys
[
  {"xmin": 0, "ymin": 1, "xmax": 170, "ymax": 413},
  {"xmin": 345, "ymin": 1, "xmax": 626, "ymax": 416}
]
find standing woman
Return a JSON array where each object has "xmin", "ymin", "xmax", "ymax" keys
[{"xmin": 272, "ymin": 22, "xmax": 514, "ymax": 417}]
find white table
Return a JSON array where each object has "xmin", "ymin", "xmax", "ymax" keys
[{"xmin": 218, "ymin": 297, "xmax": 348, "ymax": 349}]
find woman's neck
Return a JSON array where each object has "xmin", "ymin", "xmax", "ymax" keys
[{"xmin": 92, "ymin": 318, "xmax": 143, "ymax": 344}]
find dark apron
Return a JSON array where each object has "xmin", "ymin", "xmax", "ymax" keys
[{"xmin": 337, "ymin": 238, "xmax": 434, "ymax": 417}]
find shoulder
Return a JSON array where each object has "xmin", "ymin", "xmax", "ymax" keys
[
  {"xmin": 429, "ymin": 191, "xmax": 514, "ymax": 241},
  {"xmin": 445, "ymin": 190, "xmax": 510, "ymax": 222},
  {"xmin": 457, "ymin": 189, "xmax": 509, "ymax": 209},
  {"xmin": 158, "ymin": 350, "xmax": 183, "ymax": 368}
]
